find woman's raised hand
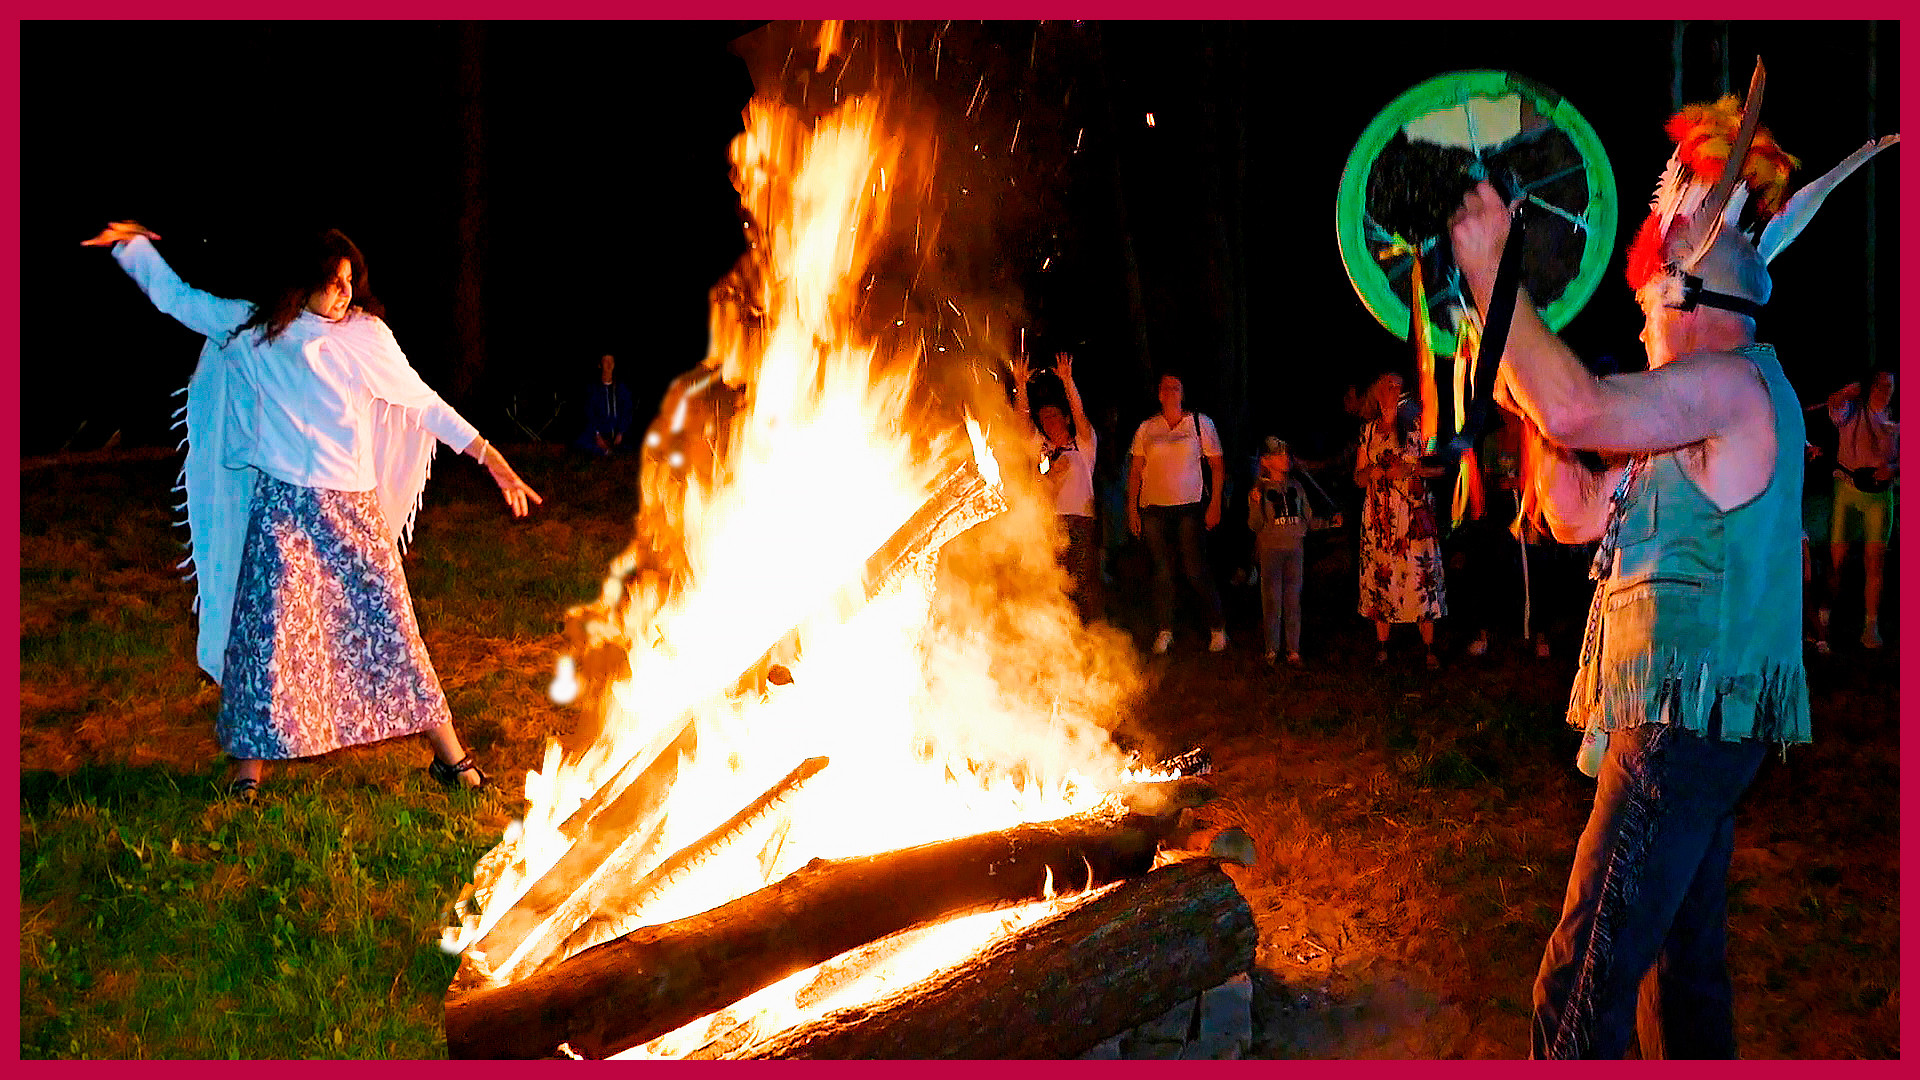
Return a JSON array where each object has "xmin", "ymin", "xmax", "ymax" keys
[
  {"xmin": 1054, "ymin": 352, "xmax": 1075, "ymax": 385},
  {"xmin": 1007, "ymin": 354, "xmax": 1032, "ymax": 394},
  {"xmin": 81, "ymin": 221, "xmax": 161, "ymax": 247}
]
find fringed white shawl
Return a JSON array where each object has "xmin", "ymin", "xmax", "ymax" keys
[
  {"xmin": 177, "ymin": 317, "xmax": 443, "ymax": 685},
  {"xmin": 117, "ymin": 237, "xmax": 442, "ymax": 684}
]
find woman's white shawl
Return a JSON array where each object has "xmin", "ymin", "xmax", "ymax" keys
[{"xmin": 115, "ymin": 237, "xmax": 442, "ymax": 684}]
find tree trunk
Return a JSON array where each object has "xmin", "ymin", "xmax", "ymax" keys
[
  {"xmin": 443, "ymin": 792, "xmax": 1208, "ymax": 1060},
  {"xmin": 732, "ymin": 857, "xmax": 1255, "ymax": 1059},
  {"xmin": 451, "ymin": 21, "xmax": 487, "ymax": 404}
]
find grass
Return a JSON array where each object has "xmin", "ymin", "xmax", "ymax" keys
[
  {"xmin": 20, "ymin": 769, "xmax": 494, "ymax": 1058},
  {"xmin": 18, "ymin": 448, "xmax": 634, "ymax": 1059},
  {"xmin": 17, "ymin": 447, "xmax": 1901, "ymax": 1058}
]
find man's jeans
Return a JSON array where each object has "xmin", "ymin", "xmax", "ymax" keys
[
  {"xmin": 1532, "ymin": 722, "xmax": 1767, "ymax": 1058},
  {"xmin": 1139, "ymin": 503, "xmax": 1223, "ymax": 632}
]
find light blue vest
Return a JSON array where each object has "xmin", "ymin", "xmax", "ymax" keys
[{"xmin": 1569, "ymin": 345, "xmax": 1811, "ymax": 752}]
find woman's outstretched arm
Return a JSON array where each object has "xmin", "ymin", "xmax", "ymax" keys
[{"xmin": 84, "ymin": 223, "xmax": 251, "ymax": 340}]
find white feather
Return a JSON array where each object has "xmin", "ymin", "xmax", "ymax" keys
[{"xmin": 1758, "ymin": 134, "xmax": 1900, "ymax": 264}]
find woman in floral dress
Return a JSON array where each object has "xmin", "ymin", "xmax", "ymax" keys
[{"xmin": 1354, "ymin": 372, "xmax": 1447, "ymax": 668}]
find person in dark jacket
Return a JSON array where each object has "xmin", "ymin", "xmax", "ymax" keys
[{"xmin": 575, "ymin": 353, "xmax": 635, "ymax": 456}]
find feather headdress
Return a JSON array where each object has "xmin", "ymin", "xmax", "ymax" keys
[
  {"xmin": 1627, "ymin": 75, "xmax": 1899, "ymax": 301},
  {"xmin": 1625, "ymin": 93, "xmax": 1798, "ymax": 294}
]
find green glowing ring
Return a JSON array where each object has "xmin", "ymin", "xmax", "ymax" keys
[{"xmin": 1335, "ymin": 70, "xmax": 1618, "ymax": 355}]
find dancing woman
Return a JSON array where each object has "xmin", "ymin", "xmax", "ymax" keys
[{"xmin": 85, "ymin": 221, "xmax": 542, "ymax": 798}]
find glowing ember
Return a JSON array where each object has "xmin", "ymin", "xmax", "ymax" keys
[{"xmin": 443, "ymin": 23, "xmax": 1149, "ymax": 1054}]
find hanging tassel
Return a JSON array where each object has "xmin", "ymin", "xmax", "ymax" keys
[
  {"xmin": 1409, "ymin": 255, "xmax": 1439, "ymax": 452},
  {"xmin": 1452, "ymin": 447, "xmax": 1487, "ymax": 527},
  {"xmin": 1449, "ymin": 319, "xmax": 1485, "ymax": 526}
]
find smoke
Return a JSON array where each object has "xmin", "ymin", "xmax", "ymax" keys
[{"xmin": 914, "ymin": 374, "xmax": 1144, "ymax": 793}]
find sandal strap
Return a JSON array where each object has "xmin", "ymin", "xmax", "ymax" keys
[{"xmin": 430, "ymin": 753, "xmax": 488, "ymax": 789}]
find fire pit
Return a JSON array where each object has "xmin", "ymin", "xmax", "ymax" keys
[{"xmin": 439, "ymin": 22, "xmax": 1254, "ymax": 1059}]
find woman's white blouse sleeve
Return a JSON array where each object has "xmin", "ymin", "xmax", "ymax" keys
[
  {"xmin": 339, "ymin": 317, "xmax": 481, "ymax": 452},
  {"xmin": 111, "ymin": 235, "xmax": 252, "ymax": 340}
]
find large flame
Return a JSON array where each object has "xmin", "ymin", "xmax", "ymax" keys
[{"xmin": 445, "ymin": 32, "xmax": 1148, "ymax": 1056}]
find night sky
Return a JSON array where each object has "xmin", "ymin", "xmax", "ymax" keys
[{"xmin": 25, "ymin": 20, "xmax": 1900, "ymax": 468}]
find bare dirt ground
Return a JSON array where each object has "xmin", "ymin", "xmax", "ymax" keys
[{"xmin": 1110, "ymin": 536, "xmax": 1900, "ymax": 1059}]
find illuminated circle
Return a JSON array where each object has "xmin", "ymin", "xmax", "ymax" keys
[{"xmin": 1335, "ymin": 70, "xmax": 1618, "ymax": 355}]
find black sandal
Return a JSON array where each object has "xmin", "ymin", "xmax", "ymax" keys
[
  {"xmin": 227, "ymin": 777, "xmax": 260, "ymax": 803},
  {"xmin": 429, "ymin": 753, "xmax": 488, "ymax": 791}
]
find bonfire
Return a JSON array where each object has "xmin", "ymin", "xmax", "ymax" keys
[{"xmin": 438, "ymin": 22, "xmax": 1252, "ymax": 1059}]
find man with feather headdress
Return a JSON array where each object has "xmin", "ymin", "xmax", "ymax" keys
[{"xmin": 1449, "ymin": 68, "xmax": 1895, "ymax": 1058}]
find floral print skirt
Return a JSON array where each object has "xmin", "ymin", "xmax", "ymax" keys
[
  {"xmin": 1357, "ymin": 482, "xmax": 1447, "ymax": 624},
  {"xmin": 216, "ymin": 475, "xmax": 451, "ymax": 760}
]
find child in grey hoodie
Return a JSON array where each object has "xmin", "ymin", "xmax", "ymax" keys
[{"xmin": 1247, "ymin": 437, "xmax": 1340, "ymax": 664}]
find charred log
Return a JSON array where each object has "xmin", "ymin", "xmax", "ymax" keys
[
  {"xmin": 443, "ymin": 783, "xmax": 1207, "ymax": 1060},
  {"xmin": 731, "ymin": 857, "xmax": 1256, "ymax": 1059}
]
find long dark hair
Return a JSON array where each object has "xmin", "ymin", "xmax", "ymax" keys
[{"xmin": 238, "ymin": 229, "xmax": 385, "ymax": 344}]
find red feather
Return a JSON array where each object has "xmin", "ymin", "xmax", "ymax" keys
[
  {"xmin": 1625, "ymin": 212, "xmax": 1668, "ymax": 292},
  {"xmin": 1665, "ymin": 95, "xmax": 1799, "ymax": 215}
]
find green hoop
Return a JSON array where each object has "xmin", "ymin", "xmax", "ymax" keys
[{"xmin": 1335, "ymin": 70, "xmax": 1618, "ymax": 355}]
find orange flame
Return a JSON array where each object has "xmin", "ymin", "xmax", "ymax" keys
[{"xmin": 446, "ymin": 35, "xmax": 1149, "ymax": 1053}]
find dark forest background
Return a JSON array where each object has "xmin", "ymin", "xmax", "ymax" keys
[{"xmin": 24, "ymin": 20, "xmax": 1899, "ymax": 470}]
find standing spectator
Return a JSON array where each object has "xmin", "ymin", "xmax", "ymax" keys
[
  {"xmin": 1248, "ymin": 436, "xmax": 1340, "ymax": 665},
  {"xmin": 1128, "ymin": 372, "xmax": 1228, "ymax": 654},
  {"xmin": 1011, "ymin": 351, "xmax": 1102, "ymax": 624},
  {"xmin": 1817, "ymin": 370, "xmax": 1897, "ymax": 649},
  {"xmin": 1800, "ymin": 403, "xmax": 1839, "ymax": 652},
  {"xmin": 574, "ymin": 352, "xmax": 635, "ymax": 456},
  {"xmin": 1459, "ymin": 406, "xmax": 1554, "ymax": 658},
  {"xmin": 1354, "ymin": 371, "xmax": 1447, "ymax": 669}
]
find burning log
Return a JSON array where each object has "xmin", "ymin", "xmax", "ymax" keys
[
  {"xmin": 729, "ymin": 856, "xmax": 1256, "ymax": 1059},
  {"xmin": 465, "ymin": 455, "xmax": 1007, "ymax": 985},
  {"xmin": 556, "ymin": 756, "xmax": 830, "ymax": 959},
  {"xmin": 458, "ymin": 721, "xmax": 697, "ymax": 989},
  {"xmin": 442, "ymin": 778, "xmax": 1212, "ymax": 1060}
]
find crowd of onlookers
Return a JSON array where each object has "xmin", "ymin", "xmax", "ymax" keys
[{"xmin": 1011, "ymin": 357, "xmax": 1897, "ymax": 669}]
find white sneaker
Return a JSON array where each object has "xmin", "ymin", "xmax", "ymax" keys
[
  {"xmin": 1208, "ymin": 629, "xmax": 1229, "ymax": 653},
  {"xmin": 1152, "ymin": 630, "xmax": 1174, "ymax": 655}
]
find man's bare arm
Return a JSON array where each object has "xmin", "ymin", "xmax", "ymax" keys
[{"xmin": 1451, "ymin": 182, "xmax": 1761, "ymax": 454}]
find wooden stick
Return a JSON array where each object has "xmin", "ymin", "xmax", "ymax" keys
[
  {"xmin": 557, "ymin": 756, "xmax": 829, "ymax": 957},
  {"xmin": 459, "ymin": 460, "xmax": 1004, "ymax": 986}
]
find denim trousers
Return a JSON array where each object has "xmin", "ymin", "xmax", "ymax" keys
[
  {"xmin": 1532, "ymin": 721, "xmax": 1767, "ymax": 1059},
  {"xmin": 1139, "ymin": 503, "xmax": 1223, "ymax": 632},
  {"xmin": 1257, "ymin": 541, "xmax": 1304, "ymax": 655},
  {"xmin": 1060, "ymin": 513, "xmax": 1104, "ymax": 624}
]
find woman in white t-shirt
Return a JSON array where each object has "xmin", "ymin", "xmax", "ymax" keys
[
  {"xmin": 1127, "ymin": 372, "xmax": 1227, "ymax": 655},
  {"xmin": 1011, "ymin": 352, "xmax": 1101, "ymax": 623},
  {"xmin": 86, "ymin": 221, "xmax": 542, "ymax": 800}
]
